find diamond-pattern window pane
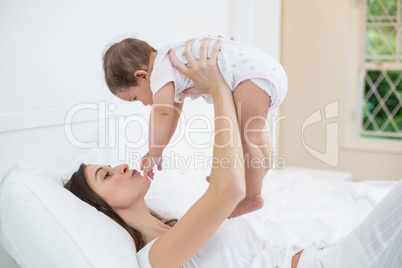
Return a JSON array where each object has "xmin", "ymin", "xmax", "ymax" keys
[
  {"xmin": 366, "ymin": 0, "xmax": 399, "ymax": 62},
  {"xmin": 362, "ymin": 1, "xmax": 402, "ymax": 139},
  {"xmin": 362, "ymin": 70, "xmax": 402, "ymax": 138},
  {"xmin": 368, "ymin": 0, "xmax": 398, "ymax": 20},
  {"xmin": 366, "ymin": 26, "xmax": 397, "ymax": 60}
]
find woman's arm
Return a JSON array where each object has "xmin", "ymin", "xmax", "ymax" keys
[{"xmin": 148, "ymin": 39, "xmax": 245, "ymax": 268}]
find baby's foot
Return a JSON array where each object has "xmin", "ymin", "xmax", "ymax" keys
[
  {"xmin": 205, "ymin": 176, "xmax": 264, "ymax": 218},
  {"xmin": 228, "ymin": 194, "xmax": 264, "ymax": 219}
]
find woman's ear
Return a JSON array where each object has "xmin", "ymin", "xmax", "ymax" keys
[{"xmin": 133, "ymin": 70, "xmax": 150, "ymax": 80}]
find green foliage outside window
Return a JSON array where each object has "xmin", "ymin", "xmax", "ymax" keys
[
  {"xmin": 363, "ymin": 71, "xmax": 402, "ymax": 135},
  {"xmin": 363, "ymin": 0, "xmax": 402, "ymax": 139}
]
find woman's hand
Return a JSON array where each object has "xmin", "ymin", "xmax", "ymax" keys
[{"xmin": 169, "ymin": 38, "xmax": 229, "ymax": 97}]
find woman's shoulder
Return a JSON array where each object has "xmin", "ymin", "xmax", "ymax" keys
[{"xmin": 136, "ymin": 238, "xmax": 158, "ymax": 268}]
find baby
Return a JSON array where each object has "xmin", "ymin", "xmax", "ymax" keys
[{"xmin": 103, "ymin": 36, "xmax": 288, "ymax": 218}]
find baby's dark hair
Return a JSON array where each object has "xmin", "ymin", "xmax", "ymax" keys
[{"xmin": 103, "ymin": 38, "xmax": 156, "ymax": 94}]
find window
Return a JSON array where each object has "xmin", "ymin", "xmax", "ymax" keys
[{"xmin": 362, "ymin": 0, "xmax": 402, "ymax": 139}]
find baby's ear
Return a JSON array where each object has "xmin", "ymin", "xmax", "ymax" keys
[{"xmin": 133, "ymin": 70, "xmax": 150, "ymax": 80}]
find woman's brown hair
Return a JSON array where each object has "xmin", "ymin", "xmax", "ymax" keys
[
  {"xmin": 103, "ymin": 38, "xmax": 156, "ymax": 94},
  {"xmin": 64, "ymin": 163, "xmax": 176, "ymax": 251}
]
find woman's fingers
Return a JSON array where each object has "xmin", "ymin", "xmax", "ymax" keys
[
  {"xmin": 169, "ymin": 50, "xmax": 189, "ymax": 74},
  {"xmin": 199, "ymin": 38, "xmax": 210, "ymax": 65},
  {"xmin": 184, "ymin": 40, "xmax": 197, "ymax": 67},
  {"xmin": 209, "ymin": 39, "xmax": 221, "ymax": 65},
  {"xmin": 171, "ymin": 38, "xmax": 226, "ymax": 96},
  {"xmin": 217, "ymin": 35, "xmax": 235, "ymax": 41},
  {"xmin": 170, "ymin": 38, "xmax": 221, "ymax": 76}
]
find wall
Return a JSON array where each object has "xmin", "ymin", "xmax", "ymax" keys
[
  {"xmin": 0, "ymin": 0, "xmax": 227, "ymax": 178},
  {"xmin": 280, "ymin": 0, "xmax": 402, "ymax": 181},
  {"xmin": 0, "ymin": 0, "xmax": 231, "ymax": 115},
  {"xmin": 0, "ymin": 0, "xmax": 283, "ymax": 179}
]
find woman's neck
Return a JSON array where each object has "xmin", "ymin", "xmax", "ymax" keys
[
  {"xmin": 141, "ymin": 214, "xmax": 171, "ymax": 244},
  {"xmin": 118, "ymin": 200, "xmax": 170, "ymax": 244}
]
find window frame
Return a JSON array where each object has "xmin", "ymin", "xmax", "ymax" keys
[{"xmin": 341, "ymin": 0, "xmax": 402, "ymax": 153}]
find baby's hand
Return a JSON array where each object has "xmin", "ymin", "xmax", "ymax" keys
[{"xmin": 141, "ymin": 153, "xmax": 162, "ymax": 180}]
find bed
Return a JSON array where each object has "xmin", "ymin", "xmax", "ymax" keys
[{"xmin": 0, "ymin": 146, "xmax": 397, "ymax": 268}]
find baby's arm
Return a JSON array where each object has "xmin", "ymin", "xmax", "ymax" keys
[
  {"xmin": 149, "ymin": 82, "xmax": 176, "ymax": 156},
  {"xmin": 166, "ymin": 101, "xmax": 184, "ymax": 144},
  {"xmin": 142, "ymin": 82, "xmax": 175, "ymax": 179}
]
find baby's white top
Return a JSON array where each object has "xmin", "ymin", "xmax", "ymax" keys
[
  {"xmin": 150, "ymin": 36, "xmax": 287, "ymax": 108},
  {"xmin": 136, "ymin": 217, "xmax": 300, "ymax": 268}
]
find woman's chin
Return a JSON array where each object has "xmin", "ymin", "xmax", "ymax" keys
[{"xmin": 135, "ymin": 173, "xmax": 152, "ymax": 185}]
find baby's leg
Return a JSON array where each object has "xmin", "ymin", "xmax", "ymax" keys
[{"xmin": 229, "ymin": 80, "xmax": 273, "ymax": 219}]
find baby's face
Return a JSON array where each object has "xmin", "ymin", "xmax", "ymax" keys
[{"xmin": 115, "ymin": 80, "xmax": 153, "ymax": 106}]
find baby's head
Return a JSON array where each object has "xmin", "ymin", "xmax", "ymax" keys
[{"xmin": 103, "ymin": 38, "xmax": 156, "ymax": 105}]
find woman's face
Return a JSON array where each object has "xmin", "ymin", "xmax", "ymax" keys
[{"xmin": 85, "ymin": 164, "xmax": 151, "ymax": 210}]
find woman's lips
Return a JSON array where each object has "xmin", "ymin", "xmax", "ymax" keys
[{"xmin": 132, "ymin": 169, "xmax": 138, "ymax": 177}]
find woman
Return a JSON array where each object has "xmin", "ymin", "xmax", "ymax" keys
[{"xmin": 65, "ymin": 39, "xmax": 402, "ymax": 268}]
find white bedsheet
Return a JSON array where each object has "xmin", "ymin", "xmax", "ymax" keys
[{"xmin": 144, "ymin": 167, "xmax": 397, "ymax": 250}]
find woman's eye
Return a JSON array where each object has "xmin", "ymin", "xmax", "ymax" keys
[
  {"xmin": 133, "ymin": 97, "xmax": 137, "ymax": 101},
  {"xmin": 104, "ymin": 172, "xmax": 111, "ymax": 180}
]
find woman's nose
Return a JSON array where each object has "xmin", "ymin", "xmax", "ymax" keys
[{"xmin": 115, "ymin": 164, "xmax": 129, "ymax": 173}]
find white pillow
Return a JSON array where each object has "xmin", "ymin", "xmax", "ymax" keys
[{"xmin": 0, "ymin": 165, "xmax": 139, "ymax": 268}]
